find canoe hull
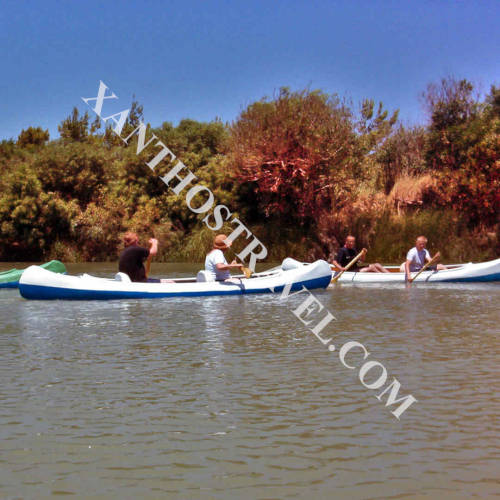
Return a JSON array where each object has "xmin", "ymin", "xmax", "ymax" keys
[
  {"xmin": 19, "ymin": 260, "xmax": 332, "ymax": 300},
  {"xmin": 331, "ymin": 258, "xmax": 500, "ymax": 284},
  {"xmin": 0, "ymin": 260, "xmax": 66, "ymax": 288}
]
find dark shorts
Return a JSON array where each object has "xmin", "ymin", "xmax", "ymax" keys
[
  {"xmin": 146, "ymin": 278, "xmax": 161, "ymax": 283},
  {"xmin": 413, "ymin": 265, "xmax": 437, "ymax": 272}
]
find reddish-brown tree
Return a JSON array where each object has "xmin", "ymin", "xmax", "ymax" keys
[{"xmin": 229, "ymin": 88, "xmax": 357, "ymax": 224}]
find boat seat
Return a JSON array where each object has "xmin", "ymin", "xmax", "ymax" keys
[
  {"xmin": 281, "ymin": 257, "xmax": 303, "ymax": 271},
  {"xmin": 196, "ymin": 270, "xmax": 214, "ymax": 282},
  {"xmin": 114, "ymin": 272, "xmax": 131, "ymax": 283}
]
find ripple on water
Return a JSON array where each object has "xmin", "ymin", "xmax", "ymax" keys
[{"xmin": 0, "ymin": 272, "xmax": 499, "ymax": 498}]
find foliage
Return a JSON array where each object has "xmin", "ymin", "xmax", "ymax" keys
[
  {"xmin": 58, "ymin": 107, "xmax": 90, "ymax": 142},
  {"xmin": 0, "ymin": 166, "xmax": 78, "ymax": 260},
  {"xmin": 376, "ymin": 126, "xmax": 427, "ymax": 193},
  {"xmin": 0, "ymin": 79, "xmax": 498, "ymax": 263},
  {"xmin": 368, "ymin": 210, "xmax": 498, "ymax": 263},
  {"xmin": 424, "ymin": 78, "xmax": 478, "ymax": 131},
  {"xmin": 229, "ymin": 88, "xmax": 356, "ymax": 224},
  {"xmin": 17, "ymin": 127, "xmax": 49, "ymax": 147},
  {"xmin": 423, "ymin": 78, "xmax": 500, "ymax": 225},
  {"xmin": 355, "ymin": 99, "xmax": 399, "ymax": 166},
  {"xmin": 34, "ymin": 143, "xmax": 112, "ymax": 207}
]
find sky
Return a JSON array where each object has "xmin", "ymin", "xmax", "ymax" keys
[{"xmin": 0, "ymin": 0, "xmax": 498, "ymax": 140}]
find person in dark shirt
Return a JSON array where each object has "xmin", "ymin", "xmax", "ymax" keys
[
  {"xmin": 332, "ymin": 235, "xmax": 389, "ymax": 273},
  {"xmin": 119, "ymin": 232, "xmax": 160, "ymax": 282}
]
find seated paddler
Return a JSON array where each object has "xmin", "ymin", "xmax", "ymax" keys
[
  {"xmin": 332, "ymin": 235, "xmax": 389, "ymax": 273},
  {"xmin": 403, "ymin": 235, "xmax": 445, "ymax": 279},
  {"xmin": 118, "ymin": 231, "xmax": 172, "ymax": 283},
  {"xmin": 205, "ymin": 234, "xmax": 244, "ymax": 281}
]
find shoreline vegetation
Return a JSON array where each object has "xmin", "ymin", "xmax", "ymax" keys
[{"xmin": 1, "ymin": 77, "xmax": 498, "ymax": 264}]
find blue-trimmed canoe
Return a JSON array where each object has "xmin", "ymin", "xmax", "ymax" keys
[
  {"xmin": 0, "ymin": 260, "xmax": 66, "ymax": 289},
  {"xmin": 328, "ymin": 257, "xmax": 500, "ymax": 283},
  {"xmin": 18, "ymin": 259, "xmax": 332, "ymax": 300}
]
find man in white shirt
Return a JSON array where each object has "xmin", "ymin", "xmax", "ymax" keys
[
  {"xmin": 205, "ymin": 234, "xmax": 244, "ymax": 281},
  {"xmin": 405, "ymin": 236, "xmax": 445, "ymax": 280}
]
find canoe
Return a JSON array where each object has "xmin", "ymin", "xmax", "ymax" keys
[
  {"xmin": 18, "ymin": 259, "xmax": 332, "ymax": 300},
  {"xmin": 329, "ymin": 257, "xmax": 500, "ymax": 283},
  {"xmin": 0, "ymin": 260, "xmax": 66, "ymax": 289}
]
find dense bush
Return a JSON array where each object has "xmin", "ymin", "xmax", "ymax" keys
[{"xmin": 0, "ymin": 79, "xmax": 498, "ymax": 263}]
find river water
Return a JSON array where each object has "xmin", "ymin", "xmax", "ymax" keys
[{"xmin": 1, "ymin": 262, "xmax": 499, "ymax": 499}]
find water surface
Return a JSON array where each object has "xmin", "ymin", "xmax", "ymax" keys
[{"xmin": 1, "ymin": 263, "xmax": 499, "ymax": 498}]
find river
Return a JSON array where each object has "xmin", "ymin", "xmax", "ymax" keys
[{"xmin": 1, "ymin": 262, "xmax": 499, "ymax": 498}]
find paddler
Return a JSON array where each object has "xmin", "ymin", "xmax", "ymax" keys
[
  {"xmin": 332, "ymin": 235, "xmax": 389, "ymax": 273},
  {"xmin": 404, "ymin": 236, "xmax": 445, "ymax": 279},
  {"xmin": 118, "ymin": 232, "xmax": 172, "ymax": 283},
  {"xmin": 205, "ymin": 234, "xmax": 244, "ymax": 281}
]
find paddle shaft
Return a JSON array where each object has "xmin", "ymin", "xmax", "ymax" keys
[
  {"xmin": 331, "ymin": 248, "xmax": 367, "ymax": 283},
  {"xmin": 408, "ymin": 252, "xmax": 441, "ymax": 283}
]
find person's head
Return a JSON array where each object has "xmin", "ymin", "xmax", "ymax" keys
[
  {"xmin": 213, "ymin": 234, "xmax": 232, "ymax": 251},
  {"xmin": 123, "ymin": 231, "xmax": 139, "ymax": 247},
  {"xmin": 415, "ymin": 236, "xmax": 427, "ymax": 250},
  {"xmin": 345, "ymin": 235, "xmax": 356, "ymax": 249}
]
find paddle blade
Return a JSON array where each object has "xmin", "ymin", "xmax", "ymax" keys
[{"xmin": 242, "ymin": 267, "xmax": 252, "ymax": 279}]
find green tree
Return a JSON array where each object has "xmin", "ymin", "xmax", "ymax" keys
[
  {"xmin": 0, "ymin": 167, "xmax": 78, "ymax": 260},
  {"xmin": 17, "ymin": 126, "xmax": 49, "ymax": 147},
  {"xmin": 58, "ymin": 107, "xmax": 90, "ymax": 142},
  {"xmin": 376, "ymin": 125, "xmax": 427, "ymax": 193},
  {"xmin": 34, "ymin": 143, "xmax": 112, "ymax": 207},
  {"xmin": 485, "ymin": 84, "xmax": 500, "ymax": 118},
  {"xmin": 356, "ymin": 99, "xmax": 399, "ymax": 155},
  {"xmin": 424, "ymin": 78, "xmax": 499, "ymax": 225}
]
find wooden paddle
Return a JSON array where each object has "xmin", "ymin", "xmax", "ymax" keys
[
  {"xmin": 331, "ymin": 248, "xmax": 367, "ymax": 283},
  {"xmin": 227, "ymin": 249, "xmax": 253, "ymax": 279},
  {"xmin": 408, "ymin": 252, "xmax": 441, "ymax": 283}
]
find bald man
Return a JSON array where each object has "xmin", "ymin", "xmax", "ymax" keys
[
  {"xmin": 332, "ymin": 235, "xmax": 389, "ymax": 273},
  {"xmin": 404, "ymin": 236, "xmax": 445, "ymax": 280}
]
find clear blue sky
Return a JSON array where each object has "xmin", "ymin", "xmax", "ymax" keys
[{"xmin": 1, "ymin": 0, "xmax": 498, "ymax": 140}]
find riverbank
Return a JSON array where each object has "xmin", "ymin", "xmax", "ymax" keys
[{"xmin": 41, "ymin": 210, "xmax": 498, "ymax": 265}]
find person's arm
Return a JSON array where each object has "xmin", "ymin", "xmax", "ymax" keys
[
  {"xmin": 331, "ymin": 259, "xmax": 344, "ymax": 271},
  {"xmin": 424, "ymin": 249, "xmax": 432, "ymax": 263},
  {"xmin": 216, "ymin": 260, "xmax": 243, "ymax": 271},
  {"xmin": 427, "ymin": 251, "xmax": 442, "ymax": 269},
  {"xmin": 357, "ymin": 250, "xmax": 365, "ymax": 264},
  {"xmin": 145, "ymin": 238, "xmax": 158, "ymax": 278},
  {"xmin": 405, "ymin": 248, "xmax": 414, "ymax": 281},
  {"xmin": 149, "ymin": 238, "xmax": 158, "ymax": 256},
  {"xmin": 405, "ymin": 260, "xmax": 412, "ymax": 280},
  {"xmin": 211, "ymin": 250, "xmax": 243, "ymax": 273}
]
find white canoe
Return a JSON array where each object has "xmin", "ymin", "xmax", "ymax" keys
[
  {"xmin": 330, "ymin": 257, "xmax": 500, "ymax": 283},
  {"xmin": 18, "ymin": 259, "xmax": 332, "ymax": 300}
]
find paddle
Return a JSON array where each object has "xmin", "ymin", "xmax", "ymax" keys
[
  {"xmin": 227, "ymin": 248, "xmax": 253, "ymax": 279},
  {"xmin": 408, "ymin": 252, "xmax": 441, "ymax": 283},
  {"xmin": 331, "ymin": 248, "xmax": 367, "ymax": 283}
]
